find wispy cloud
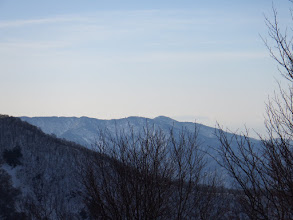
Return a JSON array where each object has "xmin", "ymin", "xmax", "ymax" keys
[
  {"xmin": 0, "ymin": 7, "xmax": 260, "ymax": 30},
  {"xmin": 109, "ymin": 51, "xmax": 270, "ymax": 64},
  {"xmin": 0, "ymin": 41, "xmax": 71, "ymax": 50},
  {"xmin": 0, "ymin": 15, "xmax": 86, "ymax": 28}
]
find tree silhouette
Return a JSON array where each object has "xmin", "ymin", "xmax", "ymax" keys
[{"xmin": 3, "ymin": 145, "xmax": 23, "ymax": 167}]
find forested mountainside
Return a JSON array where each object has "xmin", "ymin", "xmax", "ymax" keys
[
  {"xmin": 20, "ymin": 115, "xmax": 260, "ymax": 149},
  {"xmin": 0, "ymin": 115, "xmax": 90, "ymax": 219},
  {"xmin": 1, "ymin": 115, "xmax": 251, "ymax": 219},
  {"xmin": 20, "ymin": 116, "xmax": 261, "ymax": 174},
  {"xmin": 20, "ymin": 116, "xmax": 224, "ymax": 147}
]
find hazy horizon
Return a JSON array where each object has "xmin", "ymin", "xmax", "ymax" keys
[{"xmin": 1, "ymin": 0, "xmax": 292, "ymax": 135}]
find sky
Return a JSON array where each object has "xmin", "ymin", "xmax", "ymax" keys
[{"xmin": 0, "ymin": 0, "xmax": 292, "ymax": 134}]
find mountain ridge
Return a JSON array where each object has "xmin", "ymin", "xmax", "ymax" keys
[{"xmin": 20, "ymin": 115, "xmax": 221, "ymax": 147}]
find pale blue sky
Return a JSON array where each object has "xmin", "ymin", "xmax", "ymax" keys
[{"xmin": 0, "ymin": 0, "xmax": 291, "ymax": 133}]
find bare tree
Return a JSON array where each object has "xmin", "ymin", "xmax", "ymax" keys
[
  {"xmin": 80, "ymin": 124, "xmax": 225, "ymax": 219},
  {"xmin": 215, "ymin": 127, "xmax": 272, "ymax": 220},
  {"xmin": 215, "ymin": 4, "xmax": 293, "ymax": 220}
]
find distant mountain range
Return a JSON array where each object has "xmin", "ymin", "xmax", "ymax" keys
[
  {"xmin": 20, "ymin": 116, "xmax": 228, "ymax": 148},
  {"xmin": 20, "ymin": 116, "xmax": 261, "ymax": 173}
]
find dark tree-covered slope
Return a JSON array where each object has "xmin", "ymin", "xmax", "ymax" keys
[{"xmin": 0, "ymin": 115, "xmax": 90, "ymax": 219}]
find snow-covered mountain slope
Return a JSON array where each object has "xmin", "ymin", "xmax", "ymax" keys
[
  {"xmin": 0, "ymin": 115, "xmax": 89, "ymax": 218},
  {"xmin": 0, "ymin": 115, "xmax": 251, "ymax": 219},
  {"xmin": 20, "ymin": 116, "xmax": 235, "ymax": 149},
  {"xmin": 20, "ymin": 116, "xmax": 261, "ymax": 175}
]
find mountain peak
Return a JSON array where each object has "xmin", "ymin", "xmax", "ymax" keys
[{"xmin": 153, "ymin": 116, "xmax": 177, "ymax": 123}]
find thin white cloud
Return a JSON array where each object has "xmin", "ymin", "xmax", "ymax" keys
[
  {"xmin": 0, "ymin": 15, "xmax": 86, "ymax": 28},
  {"xmin": 0, "ymin": 7, "xmax": 261, "ymax": 29},
  {"xmin": 109, "ymin": 51, "xmax": 270, "ymax": 63},
  {"xmin": 0, "ymin": 41, "xmax": 70, "ymax": 49}
]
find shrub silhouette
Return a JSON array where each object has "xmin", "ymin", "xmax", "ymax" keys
[{"xmin": 3, "ymin": 145, "xmax": 23, "ymax": 167}]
